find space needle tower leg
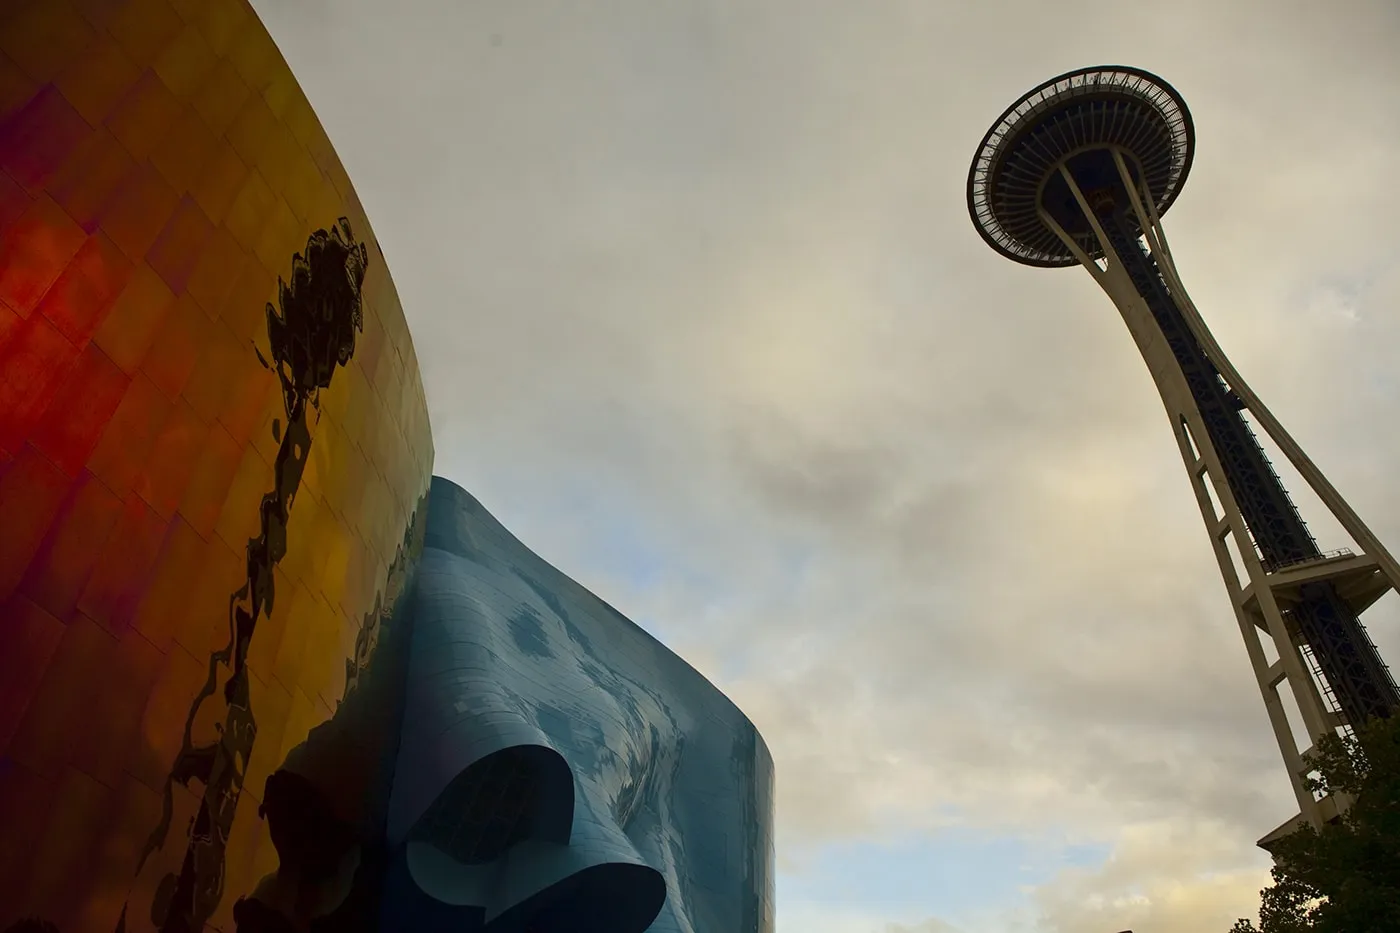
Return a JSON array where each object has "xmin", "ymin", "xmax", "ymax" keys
[
  {"xmin": 967, "ymin": 67, "xmax": 1400, "ymax": 851},
  {"xmin": 1037, "ymin": 162, "xmax": 1334, "ymax": 833}
]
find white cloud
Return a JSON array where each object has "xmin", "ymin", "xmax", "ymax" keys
[
  {"xmin": 1031, "ymin": 821, "xmax": 1272, "ymax": 933},
  {"xmin": 887, "ymin": 920, "xmax": 964, "ymax": 933},
  {"xmin": 768, "ymin": 904, "xmax": 961, "ymax": 933}
]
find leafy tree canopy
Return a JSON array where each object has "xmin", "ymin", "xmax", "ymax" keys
[{"xmin": 1231, "ymin": 713, "xmax": 1400, "ymax": 933}]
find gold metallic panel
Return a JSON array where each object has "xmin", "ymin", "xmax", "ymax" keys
[{"xmin": 0, "ymin": 2, "xmax": 434, "ymax": 930}]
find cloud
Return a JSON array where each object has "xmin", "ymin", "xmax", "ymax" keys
[
  {"xmin": 1030, "ymin": 820, "xmax": 1273, "ymax": 933},
  {"xmin": 766, "ymin": 905, "xmax": 965, "ymax": 933},
  {"xmin": 250, "ymin": 0, "xmax": 1400, "ymax": 930},
  {"xmin": 887, "ymin": 920, "xmax": 962, "ymax": 933}
]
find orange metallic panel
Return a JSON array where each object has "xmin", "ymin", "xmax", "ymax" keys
[
  {"xmin": 22, "ymin": 766, "xmax": 112, "ymax": 926},
  {"xmin": 224, "ymin": 87, "xmax": 276, "ymax": 170},
  {"xmin": 29, "ymin": 343, "xmax": 132, "ymax": 475},
  {"xmin": 0, "ymin": 595, "xmax": 66, "ymax": 754},
  {"xmin": 213, "ymin": 441, "xmax": 274, "ymax": 551},
  {"xmin": 149, "ymin": 105, "xmax": 219, "ymax": 196},
  {"xmin": 145, "ymin": 194, "xmax": 214, "ymax": 293},
  {"xmin": 215, "ymin": 350, "xmax": 275, "ymax": 445},
  {"xmin": 152, "ymin": 23, "xmax": 217, "ymax": 102},
  {"xmin": 188, "ymin": 138, "xmax": 247, "ymax": 227},
  {"xmin": 192, "ymin": 56, "xmax": 251, "ymax": 138},
  {"xmin": 216, "ymin": 248, "xmax": 272, "ymax": 341},
  {"xmin": 0, "ymin": 170, "xmax": 30, "ymax": 241},
  {"xmin": 226, "ymin": 11, "xmax": 281, "ymax": 94},
  {"xmin": 0, "ymin": 303, "xmax": 19, "ymax": 354},
  {"xmin": 0, "ymin": 84, "xmax": 93, "ymax": 193},
  {"xmin": 0, "ymin": 53, "xmax": 38, "ymax": 124},
  {"xmin": 0, "ymin": 758, "xmax": 58, "ymax": 925},
  {"xmin": 75, "ymin": 490, "xmax": 167, "ymax": 634},
  {"xmin": 190, "ymin": 0, "xmax": 250, "ymax": 60},
  {"xmin": 92, "ymin": 263, "xmax": 176, "ymax": 373},
  {"xmin": 0, "ymin": 447, "xmax": 74, "ymax": 599},
  {"xmin": 105, "ymin": 69, "xmax": 182, "ymax": 164},
  {"xmin": 36, "ymin": 231, "xmax": 133, "ymax": 344},
  {"xmin": 107, "ymin": 0, "xmax": 184, "ymax": 68},
  {"xmin": 183, "ymin": 222, "xmax": 243, "ymax": 314},
  {"xmin": 176, "ymin": 422, "xmax": 242, "ymax": 537},
  {"xmin": 0, "ymin": 4, "xmax": 434, "ymax": 930},
  {"xmin": 19, "ymin": 472, "xmax": 125, "ymax": 620},
  {"xmin": 280, "ymin": 138, "xmax": 320, "ymax": 224},
  {"xmin": 130, "ymin": 634, "xmax": 203, "ymax": 785},
  {"xmin": 68, "ymin": 775, "xmax": 162, "ymax": 933},
  {"xmin": 54, "ymin": 31, "xmax": 143, "ymax": 126},
  {"xmin": 77, "ymin": 624, "xmax": 164, "ymax": 786},
  {"xmin": 129, "ymin": 515, "xmax": 203, "ymax": 653},
  {"xmin": 140, "ymin": 290, "xmax": 204, "ymax": 397},
  {"xmin": 131, "ymin": 396, "xmax": 207, "ymax": 520},
  {"xmin": 67, "ymin": 0, "xmax": 130, "ymax": 34},
  {"xmin": 222, "ymin": 167, "xmax": 276, "ymax": 255},
  {"xmin": 50, "ymin": 129, "xmax": 138, "ymax": 232},
  {"xmin": 102, "ymin": 160, "xmax": 181, "ymax": 261},
  {"xmin": 87, "ymin": 372, "xmax": 172, "ymax": 495},
  {"xmin": 0, "ymin": 3, "xmax": 97, "ymax": 86},
  {"xmin": 0, "ymin": 196, "xmax": 87, "ymax": 315},
  {"xmin": 7, "ymin": 612, "xmax": 118, "ymax": 777},
  {"xmin": 0, "ymin": 313, "xmax": 82, "ymax": 452},
  {"xmin": 182, "ymin": 319, "xmax": 243, "ymax": 420}
]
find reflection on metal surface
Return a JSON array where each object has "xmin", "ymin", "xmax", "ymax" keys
[
  {"xmin": 231, "ymin": 493, "xmax": 428, "ymax": 933},
  {"xmin": 0, "ymin": 3, "xmax": 435, "ymax": 931},
  {"xmin": 0, "ymin": 200, "xmax": 414, "ymax": 933},
  {"xmin": 132, "ymin": 219, "xmax": 369, "ymax": 933}
]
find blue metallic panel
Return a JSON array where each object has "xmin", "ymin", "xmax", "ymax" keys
[{"xmin": 381, "ymin": 476, "xmax": 776, "ymax": 933}]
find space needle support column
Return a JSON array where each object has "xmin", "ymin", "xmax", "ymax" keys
[
  {"xmin": 967, "ymin": 66, "xmax": 1399, "ymax": 848},
  {"xmin": 1119, "ymin": 161, "xmax": 1389, "ymax": 825},
  {"xmin": 1118, "ymin": 151, "xmax": 1398, "ymax": 685},
  {"xmin": 1124, "ymin": 157, "xmax": 1400, "ymax": 596},
  {"xmin": 1039, "ymin": 158, "xmax": 1332, "ymax": 828},
  {"xmin": 1113, "ymin": 153, "xmax": 1351, "ymax": 812},
  {"xmin": 1114, "ymin": 164, "xmax": 1375, "ymax": 830}
]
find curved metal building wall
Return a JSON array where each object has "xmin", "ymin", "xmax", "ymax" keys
[
  {"xmin": 0, "ymin": 1, "xmax": 434, "ymax": 931},
  {"xmin": 382, "ymin": 476, "xmax": 776, "ymax": 933},
  {"xmin": 0, "ymin": 3, "xmax": 774, "ymax": 932}
]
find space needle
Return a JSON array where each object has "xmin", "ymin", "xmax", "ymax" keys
[{"xmin": 966, "ymin": 66, "xmax": 1399, "ymax": 849}]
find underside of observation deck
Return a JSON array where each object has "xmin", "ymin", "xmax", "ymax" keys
[{"xmin": 967, "ymin": 66, "xmax": 1194, "ymax": 267}]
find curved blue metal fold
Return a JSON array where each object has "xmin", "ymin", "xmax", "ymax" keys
[{"xmin": 379, "ymin": 477, "xmax": 775, "ymax": 933}]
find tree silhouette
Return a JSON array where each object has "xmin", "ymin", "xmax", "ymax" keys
[{"xmin": 1231, "ymin": 714, "xmax": 1400, "ymax": 932}]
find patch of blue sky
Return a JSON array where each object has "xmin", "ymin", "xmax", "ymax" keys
[{"xmin": 777, "ymin": 828, "xmax": 1112, "ymax": 924}]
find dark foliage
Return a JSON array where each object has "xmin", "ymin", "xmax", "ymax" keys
[{"xmin": 1231, "ymin": 714, "xmax": 1400, "ymax": 932}]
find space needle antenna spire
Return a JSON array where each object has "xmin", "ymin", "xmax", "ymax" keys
[{"xmin": 967, "ymin": 66, "xmax": 1400, "ymax": 849}]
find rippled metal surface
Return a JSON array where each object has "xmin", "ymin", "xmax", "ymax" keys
[{"xmin": 383, "ymin": 476, "xmax": 775, "ymax": 933}]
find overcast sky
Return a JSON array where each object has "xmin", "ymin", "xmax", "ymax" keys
[{"xmin": 249, "ymin": 2, "xmax": 1400, "ymax": 930}]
